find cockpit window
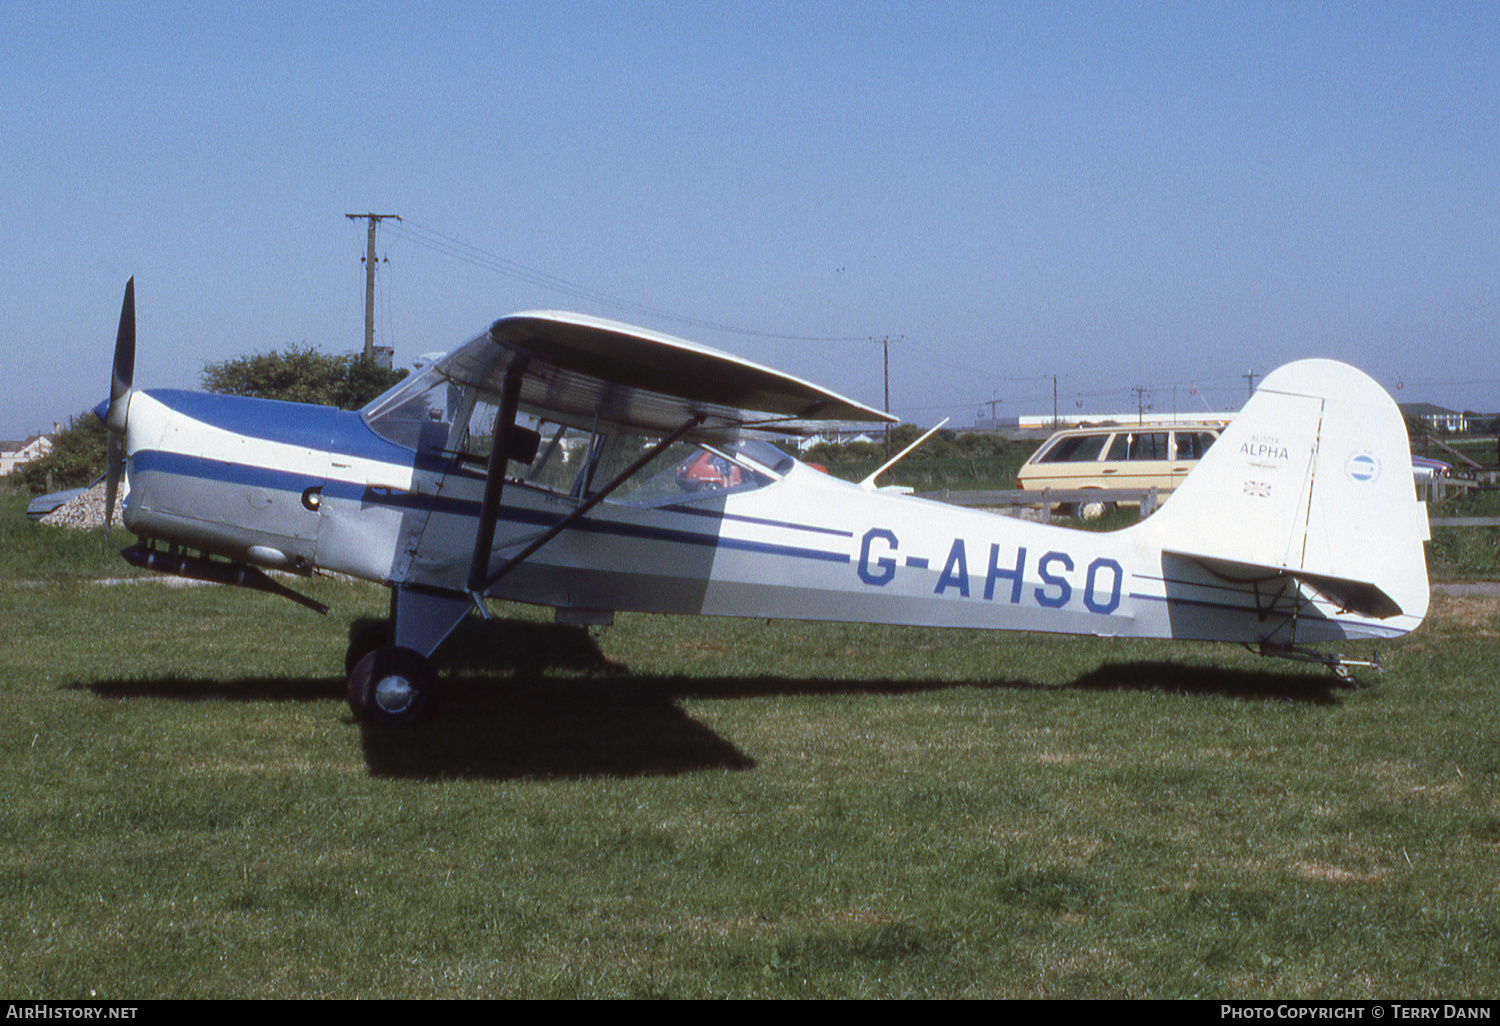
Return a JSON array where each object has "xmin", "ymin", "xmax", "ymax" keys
[
  {"xmin": 364, "ymin": 369, "xmax": 794, "ymax": 504},
  {"xmin": 362, "ymin": 369, "xmax": 462, "ymax": 454},
  {"xmin": 605, "ymin": 440, "xmax": 780, "ymax": 505}
]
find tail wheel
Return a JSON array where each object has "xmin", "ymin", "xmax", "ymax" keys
[{"xmin": 347, "ymin": 646, "xmax": 437, "ymax": 726}]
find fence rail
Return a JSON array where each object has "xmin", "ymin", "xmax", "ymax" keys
[
  {"xmin": 916, "ymin": 487, "xmax": 1162, "ymax": 517},
  {"xmin": 917, "ymin": 487, "xmax": 1500, "ymax": 528},
  {"xmin": 1418, "ymin": 474, "xmax": 1499, "ymax": 502}
]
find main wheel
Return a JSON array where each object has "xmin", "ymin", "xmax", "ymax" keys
[
  {"xmin": 344, "ymin": 619, "xmax": 393, "ymax": 678},
  {"xmin": 347, "ymin": 645, "xmax": 437, "ymax": 726}
]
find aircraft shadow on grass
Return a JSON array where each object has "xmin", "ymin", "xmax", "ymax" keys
[{"xmin": 72, "ymin": 617, "xmax": 1347, "ymax": 780}]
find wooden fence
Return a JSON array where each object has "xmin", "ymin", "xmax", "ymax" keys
[{"xmin": 918, "ymin": 486, "xmax": 1500, "ymax": 528}]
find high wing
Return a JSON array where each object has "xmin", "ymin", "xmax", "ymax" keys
[{"xmin": 428, "ymin": 311, "xmax": 896, "ymax": 436}]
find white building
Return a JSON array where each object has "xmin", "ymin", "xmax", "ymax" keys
[{"xmin": 0, "ymin": 434, "xmax": 53, "ymax": 476}]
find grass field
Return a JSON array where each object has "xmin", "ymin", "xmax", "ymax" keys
[{"xmin": 2, "ymin": 493, "xmax": 1498, "ymax": 998}]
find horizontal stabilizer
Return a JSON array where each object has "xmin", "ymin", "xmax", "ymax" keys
[{"xmin": 1165, "ymin": 552, "xmax": 1404, "ymax": 620}]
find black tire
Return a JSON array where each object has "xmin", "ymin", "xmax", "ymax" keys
[
  {"xmin": 345, "ymin": 619, "xmax": 394, "ymax": 678},
  {"xmin": 347, "ymin": 646, "xmax": 437, "ymax": 726}
]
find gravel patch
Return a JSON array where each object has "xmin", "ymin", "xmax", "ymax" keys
[{"xmin": 40, "ymin": 482, "xmax": 119, "ymax": 530}]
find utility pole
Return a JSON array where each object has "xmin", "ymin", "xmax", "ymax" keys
[
  {"xmin": 882, "ymin": 337, "xmax": 891, "ymax": 458},
  {"xmin": 1243, "ymin": 370, "xmax": 1259, "ymax": 400},
  {"xmin": 346, "ymin": 213, "xmax": 401, "ymax": 360},
  {"xmin": 1133, "ymin": 386, "xmax": 1152, "ymax": 425}
]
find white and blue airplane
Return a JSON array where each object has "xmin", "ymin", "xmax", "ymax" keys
[{"xmin": 100, "ymin": 279, "xmax": 1430, "ymax": 725}]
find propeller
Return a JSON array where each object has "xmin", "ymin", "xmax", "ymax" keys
[{"xmin": 104, "ymin": 278, "xmax": 135, "ymax": 532}]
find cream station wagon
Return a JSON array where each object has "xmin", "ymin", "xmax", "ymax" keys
[{"xmin": 1017, "ymin": 424, "xmax": 1223, "ymax": 519}]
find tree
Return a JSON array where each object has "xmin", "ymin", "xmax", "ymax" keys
[
  {"xmin": 954, "ymin": 432, "xmax": 1010, "ymax": 460},
  {"xmin": 843, "ymin": 440, "xmax": 885, "ymax": 462},
  {"xmin": 889, "ymin": 423, "xmax": 960, "ymax": 460},
  {"xmin": 14, "ymin": 349, "xmax": 407, "ymax": 495},
  {"xmin": 14, "ymin": 410, "xmax": 108, "ymax": 494},
  {"xmin": 201, "ymin": 346, "xmax": 406, "ymax": 409}
]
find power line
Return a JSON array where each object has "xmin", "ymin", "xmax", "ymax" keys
[{"xmin": 385, "ymin": 218, "xmax": 879, "ymax": 344}]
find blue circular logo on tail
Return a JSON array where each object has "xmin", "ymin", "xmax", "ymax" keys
[{"xmin": 1346, "ymin": 453, "xmax": 1380, "ymax": 483}]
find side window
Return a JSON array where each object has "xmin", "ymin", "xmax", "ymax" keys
[
  {"xmin": 1132, "ymin": 433, "xmax": 1170, "ymax": 461},
  {"xmin": 525, "ymin": 423, "xmax": 595, "ymax": 493},
  {"xmin": 456, "ymin": 401, "xmax": 591, "ymax": 494},
  {"xmin": 1174, "ymin": 431, "xmax": 1217, "ymax": 460},
  {"xmin": 1108, "ymin": 432, "xmax": 1170, "ymax": 461},
  {"xmin": 609, "ymin": 442, "xmax": 774, "ymax": 506},
  {"xmin": 1038, "ymin": 434, "xmax": 1108, "ymax": 463}
]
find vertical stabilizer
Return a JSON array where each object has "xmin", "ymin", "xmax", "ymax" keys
[{"xmin": 1144, "ymin": 359, "xmax": 1429, "ymax": 626}]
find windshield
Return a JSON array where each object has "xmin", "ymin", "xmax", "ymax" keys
[{"xmin": 362, "ymin": 366, "xmax": 463, "ymax": 454}]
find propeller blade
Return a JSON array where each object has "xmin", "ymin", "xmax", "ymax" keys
[
  {"xmin": 104, "ymin": 434, "xmax": 123, "ymax": 531},
  {"xmin": 107, "ymin": 278, "xmax": 135, "ymax": 433},
  {"xmin": 104, "ymin": 278, "xmax": 135, "ymax": 537}
]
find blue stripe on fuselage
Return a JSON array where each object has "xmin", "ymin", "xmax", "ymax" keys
[
  {"xmin": 132, "ymin": 449, "xmax": 324, "ymax": 493},
  {"xmin": 324, "ymin": 476, "xmax": 851, "ymax": 564},
  {"xmin": 660, "ymin": 502, "xmax": 855, "ymax": 539},
  {"xmin": 143, "ymin": 390, "xmax": 428, "ymax": 469},
  {"xmin": 138, "ymin": 449, "xmax": 850, "ymax": 567}
]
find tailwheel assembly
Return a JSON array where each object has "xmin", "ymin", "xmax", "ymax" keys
[{"xmin": 1255, "ymin": 641, "xmax": 1382, "ymax": 685}]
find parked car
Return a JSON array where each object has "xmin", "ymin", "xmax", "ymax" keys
[
  {"xmin": 1016, "ymin": 424, "xmax": 1223, "ymax": 519},
  {"xmin": 1410, "ymin": 456, "xmax": 1451, "ymax": 482}
]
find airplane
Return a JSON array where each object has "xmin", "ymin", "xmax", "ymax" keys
[{"xmin": 98, "ymin": 279, "xmax": 1431, "ymax": 725}]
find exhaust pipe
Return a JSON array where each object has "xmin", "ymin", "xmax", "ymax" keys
[{"xmin": 121, "ymin": 542, "xmax": 329, "ymax": 615}]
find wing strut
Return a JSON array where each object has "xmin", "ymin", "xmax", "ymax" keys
[
  {"xmin": 466, "ymin": 357, "xmax": 531, "ymax": 603},
  {"xmin": 468, "ymin": 412, "xmax": 703, "ymax": 609},
  {"xmin": 464, "ymin": 371, "xmax": 704, "ymax": 616}
]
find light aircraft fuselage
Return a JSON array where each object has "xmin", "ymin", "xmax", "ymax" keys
[{"xmin": 100, "ymin": 289, "xmax": 1431, "ymax": 725}]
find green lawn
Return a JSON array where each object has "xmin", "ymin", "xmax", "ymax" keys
[{"xmin": 1, "ymin": 495, "xmax": 1497, "ymax": 997}]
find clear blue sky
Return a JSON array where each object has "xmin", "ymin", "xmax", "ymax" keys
[{"xmin": 3, "ymin": 1, "xmax": 1496, "ymax": 438}]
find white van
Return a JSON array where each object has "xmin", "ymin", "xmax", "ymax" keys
[{"xmin": 1016, "ymin": 424, "xmax": 1222, "ymax": 519}]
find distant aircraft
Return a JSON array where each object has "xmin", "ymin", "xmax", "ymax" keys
[{"xmin": 99, "ymin": 279, "xmax": 1430, "ymax": 724}]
